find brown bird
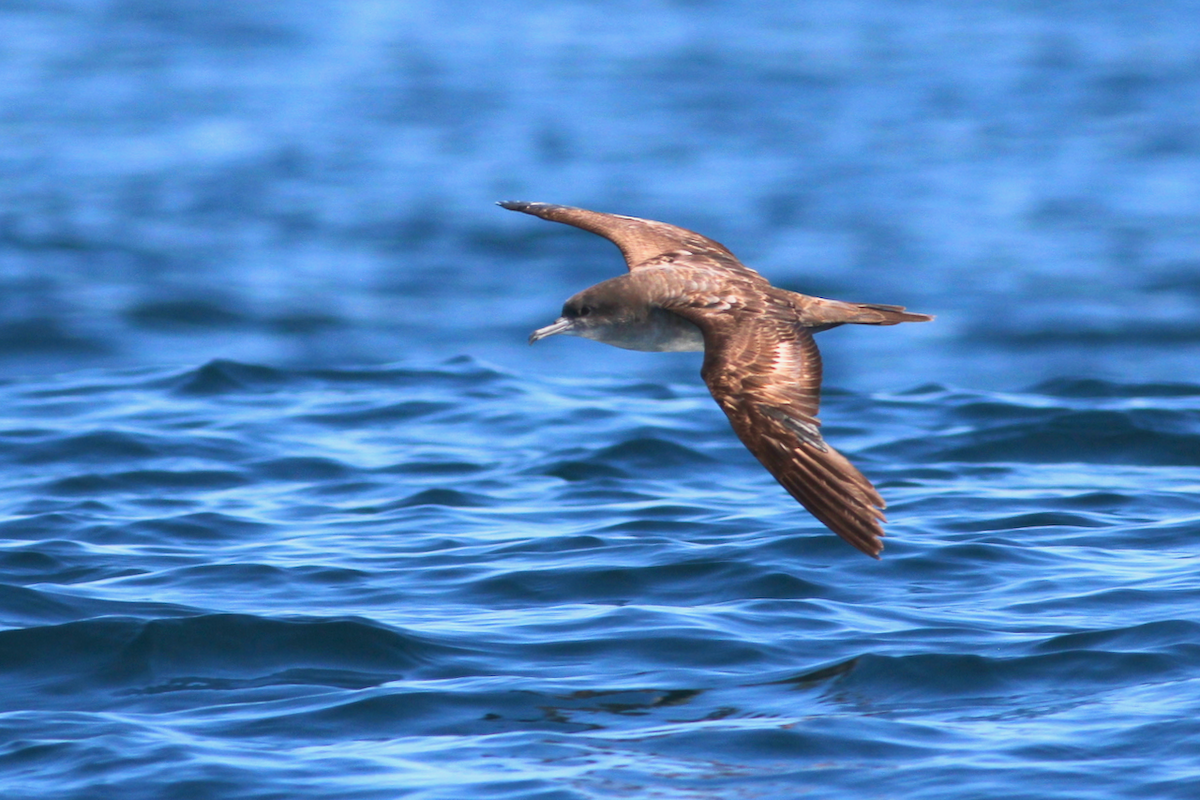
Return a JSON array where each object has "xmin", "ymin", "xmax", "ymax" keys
[{"xmin": 501, "ymin": 201, "xmax": 932, "ymax": 558}]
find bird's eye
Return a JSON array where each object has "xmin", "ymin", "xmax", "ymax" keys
[{"xmin": 578, "ymin": 305, "xmax": 592, "ymax": 317}]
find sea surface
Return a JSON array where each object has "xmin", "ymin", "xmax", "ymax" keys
[{"xmin": 2, "ymin": 2, "xmax": 1200, "ymax": 799}]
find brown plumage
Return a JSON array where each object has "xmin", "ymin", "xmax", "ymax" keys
[{"xmin": 502, "ymin": 201, "xmax": 932, "ymax": 558}]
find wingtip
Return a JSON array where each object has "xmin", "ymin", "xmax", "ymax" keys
[
  {"xmin": 497, "ymin": 201, "xmax": 593, "ymax": 224},
  {"xmin": 851, "ymin": 532, "xmax": 884, "ymax": 560},
  {"xmin": 497, "ymin": 200, "xmax": 547, "ymax": 213}
]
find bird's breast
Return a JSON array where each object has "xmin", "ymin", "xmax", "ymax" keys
[{"xmin": 587, "ymin": 307, "xmax": 705, "ymax": 352}]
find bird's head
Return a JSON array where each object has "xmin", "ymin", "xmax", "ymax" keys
[{"xmin": 529, "ymin": 286, "xmax": 626, "ymax": 345}]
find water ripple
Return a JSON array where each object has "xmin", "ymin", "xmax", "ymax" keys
[{"xmin": 0, "ymin": 360, "xmax": 1197, "ymax": 798}]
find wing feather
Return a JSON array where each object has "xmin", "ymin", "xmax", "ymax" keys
[
  {"xmin": 697, "ymin": 317, "xmax": 889, "ymax": 558},
  {"xmin": 498, "ymin": 201, "xmax": 767, "ymax": 282}
]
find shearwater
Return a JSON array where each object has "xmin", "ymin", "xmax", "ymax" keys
[{"xmin": 501, "ymin": 201, "xmax": 933, "ymax": 558}]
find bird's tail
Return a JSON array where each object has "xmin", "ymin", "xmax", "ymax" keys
[
  {"xmin": 796, "ymin": 295, "xmax": 934, "ymax": 327},
  {"xmin": 842, "ymin": 302, "xmax": 934, "ymax": 325}
]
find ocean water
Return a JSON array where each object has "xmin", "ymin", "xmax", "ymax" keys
[
  {"xmin": 3, "ymin": 361, "xmax": 1200, "ymax": 799},
  {"xmin": 3, "ymin": 1, "xmax": 1200, "ymax": 798}
]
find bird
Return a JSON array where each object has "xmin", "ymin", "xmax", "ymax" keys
[{"xmin": 500, "ymin": 201, "xmax": 932, "ymax": 558}]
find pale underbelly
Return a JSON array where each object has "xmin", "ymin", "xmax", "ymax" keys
[{"xmin": 593, "ymin": 309, "xmax": 706, "ymax": 352}]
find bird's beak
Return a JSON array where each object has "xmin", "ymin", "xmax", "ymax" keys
[{"xmin": 529, "ymin": 317, "xmax": 574, "ymax": 344}]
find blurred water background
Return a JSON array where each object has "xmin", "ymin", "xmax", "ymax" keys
[{"xmin": 2, "ymin": 2, "xmax": 1199, "ymax": 798}]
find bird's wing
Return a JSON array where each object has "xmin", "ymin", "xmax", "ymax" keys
[
  {"xmin": 690, "ymin": 311, "xmax": 888, "ymax": 558},
  {"xmin": 497, "ymin": 201, "xmax": 767, "ymax": 283}
]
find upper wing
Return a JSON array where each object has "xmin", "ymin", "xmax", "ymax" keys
[
  {"xmin": 696, "ymin": 315, "xmax": 888, "ymax": 558},
  {"xmin": 497, "ymin": 201, "xmax": 767, "ymax": 283}
]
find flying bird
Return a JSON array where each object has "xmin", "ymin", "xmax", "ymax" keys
[{"xmin": 501, "ymin": 201, "xmax": 932, "ymax": 558}]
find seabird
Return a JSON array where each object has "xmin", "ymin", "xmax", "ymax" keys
[{"xmin": 501, "ymin": 201, "xmax": 932, "ymax": 558}]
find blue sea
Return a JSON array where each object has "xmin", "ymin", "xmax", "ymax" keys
[{"xmin": 3, "ymin": 2, "xmax": 1200, "ymax": 798}]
